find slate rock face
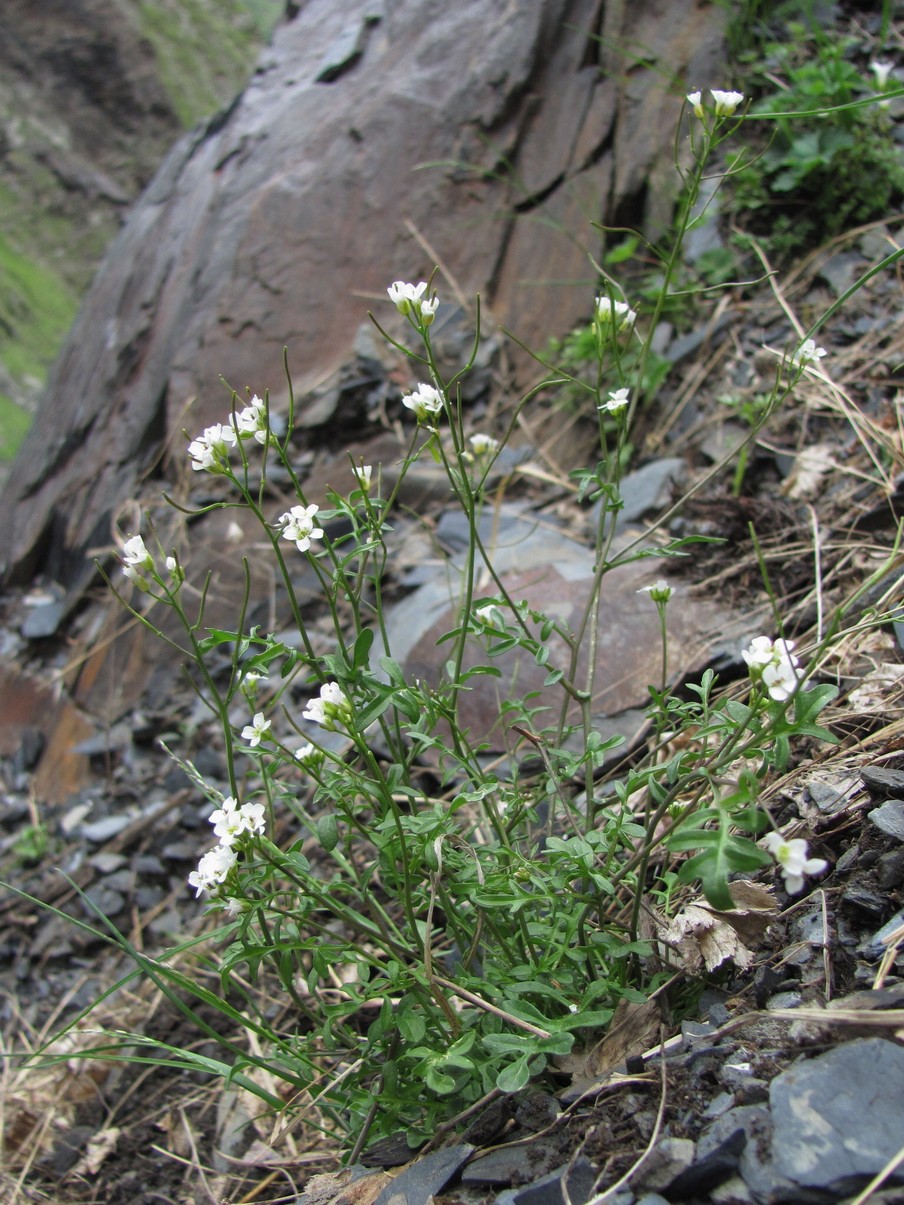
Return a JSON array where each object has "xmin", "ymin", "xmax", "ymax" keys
[{"xmin": 0, "ymin": 0, "xmax": 724, "ymax": 595}]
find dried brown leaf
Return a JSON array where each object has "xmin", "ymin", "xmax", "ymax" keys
[{"xmin": 656, "ymin": 880, "xmax": 777, "ymax": 973}]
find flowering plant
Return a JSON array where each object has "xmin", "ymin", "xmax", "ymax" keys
[{"xmin": 69, "ymin": 87, "xmax": 879, "ymax": 1161}]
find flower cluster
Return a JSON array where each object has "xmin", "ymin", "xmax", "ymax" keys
[
  {"xmin": 278, "ymin": 503, "xmax": 324, "ymax": 553},
  {"xmin": 188, "ymin": 422, "xmax": 237, "ymax": 473},
  {"xmin": 231, "ymin": 394, "xmax": 269, "ymax": 444},
  {"xmin": 762, "ymin": 831, "xmax": 827, "ymax": 894},
  {"xmin": 296, "ymin": 741, "xmax": 325, "ymax": 772},
  {"xmin": 353, "ymin": 463, "xmax": 373, "ymax": 493},
  {"xmin": 302, "ymin": 681, "xmax": 353, "ymax": 731},
  {"xmin": 388, "ymin": 280, "xmax": 439, "ymax": 326},
  {"xmin": 121, "ymin": 534, "xmax": 177, "ymax": 590},
  {"xmin": 595, "ymin": 296, "xmax": 636, "ymax": 333},
  {"xmin": 188, "ymin": 796, "xmax": 266, "ymax": 897},
  {"xmin": 402, "ymin": 382, "xmax": 444, "ymax": 424},
  {"xmin": 743, "ymin": 635, "xmax": 800, "ymax": 702},
  {"xmin": 871, "ymin": 60, "xmax": 895, "ymax": 91},
  {"xmin": 687, "ymin": 88, "xmax": 745, "ymax": 119},
  {"xmin": 187, "ymin": 396, "xmax": 270, "ymax": 473}
]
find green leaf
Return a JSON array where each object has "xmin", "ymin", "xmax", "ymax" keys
[
  {"xmin": 496, "ymin": 1054, "xmax": 531, "ymax": 1093},
  {"xmin": 352, "ymin": 627, "xmax": 375, "ymax": 670},
  {"xmin": 426, "ymin": 1066, "xmax": 457, "ymax": 1094},
  {"xmin": 316, "ymin": 813, "xmax": 339, "ymax": 852},
  {"xmin": 398, "ymin": 1009, "xmax": 426, "ymax": 1043}
]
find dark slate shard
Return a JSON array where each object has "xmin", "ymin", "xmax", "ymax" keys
[
  {"xmin": 770, "ymin": 1038, "xmax": 904, "ymax": 1195},
  {"xmin": 361, "ymin": 1132, "xmax": 422, "ymax": 1168},
  {"xmin": 861, "ymin": 765, "xmax": 904, "ymax": 798},
  {"xmin": 505, "ymin": 1155, "xmax": 598, "ymax": 1205},
  {"xmin": 372, "ymin": 1144, "xmax": 474, "ymax": 1205},
  {"xmin": 666, "ymin": 1126, "xmax": 746, "ymax": 1197}
]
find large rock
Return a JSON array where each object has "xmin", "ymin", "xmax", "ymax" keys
[{"xmin": 0, "ymin": 0, "xmax": 725, "ymax": 596}]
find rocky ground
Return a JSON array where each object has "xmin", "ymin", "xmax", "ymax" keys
[
  {"xmin": 2, "ymin": 212, "xmax": 904, "ymax": 1204},
  {"xmin": 3, "ymin": 3, "xmax": 904, "ymax": 1203}
]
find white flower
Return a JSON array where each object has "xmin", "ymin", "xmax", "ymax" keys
[
  {"xmin": 710, "ymin": 89, "xmax": 744, "ymax": 116},
  {"xmin": 419, "ymin": 294, "xmax": 439, "ymax": 326},
  {"xmin": 791, "ymin": 339, "xmax": 827, "ymax": 369},
  {"xmin": 402, "ymin": 382, "xmax": 444, "ymax": 423},
  {"xmin": 762, "ymin": 832, "xmax": 828, "ymax": 895},
  {"xmin": 241, "ymin": 711, "xmax": 271, "ymax": 747},
  {"xmin": 122, "ymin": 535, "xmax": 153, "ymax": 570},
  {"xmin": 388, "ymin": 280, "xmax": 438, "ymax": 324},
  {"xmin": 743, "ymin": 636, "xmax": 800, "ymax": 701},
  {"xmin": 232, "ymin": 394, "xmax": 268, "ymax": 444},
  {"xmin": 468, "ymin": 433, "xmax": 500, "ymax": 456},
  {"xmin": 165, "ymin": 556, "xmax": 178, "ymax": 575},
  {"xmin": 353, "ymin": 464, "xmax": 373, "ymax": 492},
  {"xmin": 595, "ymin": 296, "xmax": 637, "ymax": 332},
  {"xmin": 209, "ymin": 797, "xmax": 266, "ymax": 845},
  {"xmin": 302, "ymin": 681, "xmax": 352, "ymax": 731},
  {"xmin": 278, "ymin": 503, "xmax": 324, "ymax": 553},
  {"xmin": 188, "ymin": 423, "xmax": 237, "ymax": 473},
  {"xmin": 638, "ymin": 579, "xmax": 672, "ymax": 604},
  {"xmin": 761, "ymin": 658, "xmax": 799, "ymax": 702},
  {"xmin": 599, "ymin": 388, "xmax": 630, "ymax": 413},
  {"xmin": 742, "ymin": 635, "xmax": 777, "ymax": 669},
  {"xmin": 188, "ymin": 843, "xmax": 238, "ymax": 897},
  {"xmin": 686, "ymin": 90, "xmax": 704, "ymax": 118},
  {"xmin": 871, "ymin": 61, "xmax": 895, "ymax": 90}
]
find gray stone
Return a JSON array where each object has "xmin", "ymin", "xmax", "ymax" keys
[
  {"xmin": 499, "ymin": 1155, "xmax": 598, "ymax": 1205},
  {"xmin": 21, "ymin": 598, "xmax": 66, "ymax": 640},
  {"xmin": 862, "ymin": 766, "xmax": 904, "ymax": 798},
  {"xmin": 869, "ymin": 799, "xmax": 904, "ymax": 841},
  {"xmin": 765, "ymin": 990, "xmax": 802, "ymax": 1011},
  {"xmin": 632, "ymin": 1137, "xmax": 695, "ymax": 1193},
  {"xmin": 770, "ymin": 1038, "xmax": 904, "ymax": 1194},
  {"xmin": 464, "ymin": 1141, "xmax": 559, "ymax": 1186},
  {"xmin": 878, "ymin": 847, "xmax": 904, "ymax": 889},
  {"xmin": 861, "ymin": 909, "xmax": 904, "ymax": 960},
  {"xmin": 697, "ymin": 1105, "xmax": 791, "ymax": 1204},
  {"xmin": 80, "ymin": 814, "xmax": 133, "ymax": 843}
]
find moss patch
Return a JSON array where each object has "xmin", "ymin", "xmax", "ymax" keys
[
  {"xmin": 0, "ymin": 233, "xmax": 79, "ymax": 387},
  {"xmin": 0, "ymin": 393, "xmax": 35, "ymax": 461}
]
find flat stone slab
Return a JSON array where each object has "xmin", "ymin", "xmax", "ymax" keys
[
  {"xmin": 382, "ymin": 504, "xmax": 739, "ymax": 749},
  {"xmin": 770, "ymin": 1037, "xmax": 904, "ymax": 1194}
]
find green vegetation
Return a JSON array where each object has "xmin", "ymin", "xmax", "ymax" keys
[
  {"xmin": 0, "ymin": 233, "xmax": 80, "ymax": 460},
  {"xmin": 137, "ymin": 0, "xmax": 283, "ymax": 128},
  {"xmin": 720, "ymin": 8, "xmax": 904, "ymax": 258},
  {"xmin": 23, "ymin": 89, "xmax": 900, "ymax": 1159}
]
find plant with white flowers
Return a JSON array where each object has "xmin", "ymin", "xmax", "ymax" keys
[{"xmin": 76, "ymin": 86, "xmax": 882, "ymax": 1161}]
